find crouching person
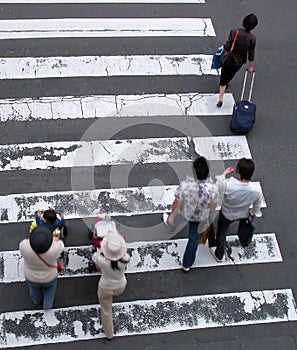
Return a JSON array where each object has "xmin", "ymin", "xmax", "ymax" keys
[
  {"xmin": 19, "ymin": 227, "xmax": 64, "ymax": 309},
  {"xmin": 92, "ymin": 228, "xmax": 130, "ymax": 340}
]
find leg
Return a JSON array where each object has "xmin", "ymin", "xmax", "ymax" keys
[
  {"xmin": 26, "ymin": 279, "xmax": 43, "ymax": 306},
  {"xmin": 207, "ymin": 222, "xmax": 217, "ymax": 248},
  {"xmin": 217, "ymin": 85, "xmax": 227, "ymax": 107},
  {"xmin": 43, "ymin": 278, "xmax": 58, "ymax": 310},
  {"xmin": 98, "ymin": 286, "xmax": 126, "ymax": 339},
  {"xmin": 215, "ymin": 211, "xmax": 232, "ymax": 260},
  {"xmin": 182, "ymin": 221, "xmax": 200, "ymax": 269}
]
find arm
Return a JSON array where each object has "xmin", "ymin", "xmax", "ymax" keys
[
  {"xmin": 247, "ymin": 37, "xmax": 256, "ymax": 72},
  {"xmin": 250, "ymin": 192, "xmax": 262, "ymax": 218},
  {"xmin": 168, "ymin": 198, "xmax": 183, "ymax": 226}
]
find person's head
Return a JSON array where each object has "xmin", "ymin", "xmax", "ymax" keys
[
  {"xmin": 30, "ymin": 227, "xmax": 53, "ymax": 254},
  {"xmin": 43, "ymin": 209, "xmax": 57, "ymax": 224},
  {"xmin": 193, "ymin": 156, "xmax": 210, "ymax": 180},
  {"xmin": 236, "ymin": 158, "xmax": 255, "ymax": 181},
  {"xmin": 101, "ymin": 230, "xmax": 127, "ymax": 267},
  {"xmin": 242, "ymin": 13, "xmax": 258, "ymax": 31}
]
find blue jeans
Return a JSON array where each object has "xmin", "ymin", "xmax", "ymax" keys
[
  {"xmin": 26, "ymin": 278, "xmax": 57, "ymax": 309},
  {"xmin": 182, "ymin": 221, "xmax": 200, "ymax": 268}
]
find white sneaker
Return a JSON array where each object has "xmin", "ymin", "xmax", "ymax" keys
[
  {"xmin": 162, "ymin": 212, "xmax": 169, "ymax": 226},
  {"xmin": 182, "ymin": 266, "xmax": 190, "ymax": 272},
  {"xmin": 210, "ymin": 247, "xmax": 223, "ymax": 263}
]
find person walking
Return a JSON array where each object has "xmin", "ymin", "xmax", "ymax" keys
[
  {"xmin": 19, "ymin": 226, "xmax": 64, "ymax": 309},
  {"xmin": 92, "ymin": 227, "xmax": 130, "ymax": 340},
  {"xmin": 209, "ymin": 158, "xmax": 262, "ymax": 262},
  {"xmin": 163, "ymin": 157, "xmax": 219, "ymax": 272},
  {"xmin": 217, "ymin": 13, "xmax": 258, "ymax": 107}
]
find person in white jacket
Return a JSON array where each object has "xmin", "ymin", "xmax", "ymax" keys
[
  {"xmin": 19, "ymin": 226, "xmax": 64, "ymax": 309},
  {"xmin": 209, "ymin": 158, "xmax": 262, "ymax": 261},
  {"xmin": 92, "ymin": 227, "xmax": 130, "ymax": 340}
]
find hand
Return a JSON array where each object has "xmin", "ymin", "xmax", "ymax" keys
[
  {"xmin": 247, "ymin": 66, "xmax": 254, "ymax": 73},
  {"xmin": 224, "ymin": 167, "xmax": 235, "ymax": 176},
  {"xmin": 60, "ymin": 213, "xmax": 65, "ymax": 219},
  {"xmin": 36, "ymin": 211, "xmax": 42, "ymax": 217}
]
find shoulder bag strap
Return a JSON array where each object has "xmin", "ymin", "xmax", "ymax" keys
[
  {"xmin": 230, "ymin": 30, "xmax": 239, "ymax": 52},
  {"xmin": 36, "ymin": 253, "xmax": 57, "ymax": 269}
]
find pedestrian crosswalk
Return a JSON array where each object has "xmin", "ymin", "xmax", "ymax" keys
[{"xmin": 0, "ymin": 1, "xmax": 295, "ymax": 348}]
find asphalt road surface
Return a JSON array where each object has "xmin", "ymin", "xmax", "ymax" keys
[{"xmin": 0, "ymin": 0, "xmax": 296, "ymax": 349}]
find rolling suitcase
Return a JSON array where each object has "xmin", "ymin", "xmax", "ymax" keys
[{"xmin": 230, "ymin": 71, "xmax": 256, "ymax": 134}]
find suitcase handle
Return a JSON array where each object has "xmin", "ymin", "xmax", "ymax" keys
[{"xmin": 241, "ymin": 70, "xmax": 255, "ymax": 102}]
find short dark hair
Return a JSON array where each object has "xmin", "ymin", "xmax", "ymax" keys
[
  {"xmin": 242, "ymin": 13, "xmax": 258, "ymax": 31},
  {"xmin": 236, "ymin": 158, "xmax": 255, "ymax": 180},
  {"xmin": 193, "ymin": 156, "xmax": 209, "ymax": 180},
  {"xmin": 43, "ymin": 209, "xmax": 57, "ymax": 224}
]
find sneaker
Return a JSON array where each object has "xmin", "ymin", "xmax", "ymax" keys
[
  {"xmin": 182, "ymin": 266, "xmax": 190, "ymax": 272},
  {"xmin": 209, "ymin": 247, "xmax": 223, "ymax": 263},
  {"xmin": 162, "ymin": 212, "xmax": 169, "ymax": 226}
]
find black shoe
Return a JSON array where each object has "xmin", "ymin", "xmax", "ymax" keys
[{"xmin": 216, "ymin": 101, "xmax": 223, "ymax": 108}]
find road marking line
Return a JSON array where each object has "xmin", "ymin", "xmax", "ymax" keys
[
  {"xmin": 0, "ymin": 183, "xmax": 267, "ymax": 223},
  {"xmin": 0, "ymin": 234, "xmax": 282, "ymax": 283},
  {"xmin": 0, "ymin": 289, "xmax": 296, "ymax": 347},
  {"xmin": 193, "ymin": 136, "xmax": 252, "ymax": 160},
  {"xmin": 0, "ymin": 54, "xmax": 216, "ymax": 79},
  {"xmin": 0, "ymin": 18, "xmax": 214, "ymax": 39},
  {"xmin": 0, "ymin": 93, "xmax": 234, "ymax": 122},
  {"xmin": 0, "ymin": 135, "xmax": 252, "ymax": 171}
]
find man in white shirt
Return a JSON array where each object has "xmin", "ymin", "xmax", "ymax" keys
[{"xmin": 209, "ymin": 158, "xmax": 262, "ymax": 262}]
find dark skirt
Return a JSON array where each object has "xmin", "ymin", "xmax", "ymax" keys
[{"xmin": 220, "ymin": 63, "xmax": 242, "ymax": 86}]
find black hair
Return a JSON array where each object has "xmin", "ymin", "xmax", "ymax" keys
[
  {"xmin": 193, "ymin": 156, "xmax": 210, "ymax": 180},
  {"xmin": 236, "ymin": 158, "xmax": 255, "ymax": 180},
  {"xmin": 242, "ymin": 13, "xmax": 258, "ymax": 31},
  {"xmin": 110, "ymin": 260, "xmax": 120, "ymax": 270},
  {"xmin": 43, "ymin": 209, "xmax": 57, "ymax": 224}
]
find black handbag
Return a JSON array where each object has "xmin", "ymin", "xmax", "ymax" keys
[
  {"xmin": 220, "ymin": 30, "xmax": 239, "ymax": 67},
  {"xmin": 237, "ymin": 217, "xmax": 255, "ymax": 247}
]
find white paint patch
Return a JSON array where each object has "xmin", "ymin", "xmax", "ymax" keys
[
  {"xmin": 193, "ymin": 136, "xmax": 252, "ymax": 160},
  {"xmin": 0, "ymin": 289, "xmax": 296, "ymax": 347},
  {"xmin": 0, "ymin": 137, "xmax": 191, "ymax": 171},
  {"xmin": 0, "ymin": 0, "xmax": 205, "ymax": 3},
  {"xmin": 0, "ymin": 18, "xmax": 214, "ymax": 39},
  {"xmin": 0, "ymin": 234, "xmax": 282, "ymax": 283},
  {"xmin": 0, "ymin": 54, "xmax": 216, "ymax": 80},
  {"xmin": 0, "ymin": 93, "xmax": 235, "ymax": 122},
  {"xmin": 0, "ymin": 183, "xmax": 267, "ymax": 223}
]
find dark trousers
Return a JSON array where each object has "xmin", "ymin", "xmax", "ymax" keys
[{"xmin": 209, "ymin": 211, "xmax": 234, "ymax": 260}]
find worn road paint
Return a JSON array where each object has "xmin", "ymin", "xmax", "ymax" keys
[
  {"xmin": 0, "ymin": 93, "xmax": 235, "ymax": 122},
  {"xmin": 0, "ymin": 135, "xmax": 251, "ymax": 171},
  {"xmin": 0, "ymin": 289, "xmax": 296, "ymax": 347},
  {"xmin": 0, "ymin": 234, "xmax": 282, "ymax": 283},
  {"xmin": 0, "ymin": 137, "xmax": 191, "ymax": 171},
  {"xmin": 0, "ymin": 54, "xmax": 216, "ymax": 80},
  {"xmin": 193, "ymin": 136, "xmax": 252, "ymax": 160},
  {"xmin": 0, "ymin": 182, "xmax": 266, "ymax": 223},
  {"xmin": 0, "ymin": 18, "xmax": 214, "ymax": 39}
]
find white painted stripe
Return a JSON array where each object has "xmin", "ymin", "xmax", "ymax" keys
[
  {"xmin": 0, "ymin": 289, "xmax": 296, "ymax": 347},
  {"xmin": 0, "ymin": 135, "xmax": 253, "ymax": 171},
  {"xmin": 0, "ymin": 54, "xmax": 216, "ymax": 80},
  {"xmin": 0, "ymin": 183, "xmax": 267, "ymax": 223},
  {"xmin": 0, "ymin": 18, "xmax": 214, "ymax": 39},
  {"xmin": 0, "ymin": 0, "xmax": 205, "ymax": 3},
  {"xmin": 0, "ymin": 234, "xmax": 282, "ymax": 283},
  {"xmin": 0, "ymin": 93, "xmax": 235, "ymax": 122},
  {"xmin": 0, "ymin": 137, "xmax": 191, "ymax": 171},
  {"xmin": 193, "ymin": 136, "xmax": 252, "ymax": 160}
]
